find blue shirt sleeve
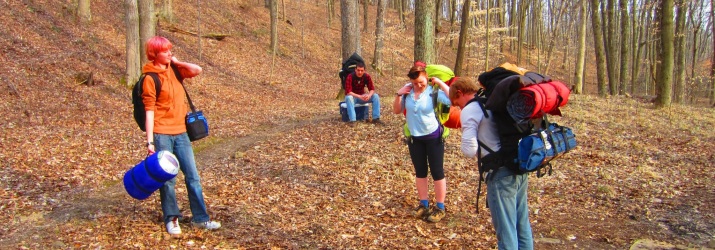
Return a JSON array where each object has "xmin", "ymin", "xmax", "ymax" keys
[{"xmin": 437, "ymin": 90, "xmax": 451, "ymax": 105}]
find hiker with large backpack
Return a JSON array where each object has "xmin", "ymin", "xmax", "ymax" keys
[
  {"xmin": 392, "ymin": 65, "xmax": 452, "ymax": 223},
  {"xmin": 449, "ymin": 77, "xmax": 534, "ymax": 249},
  {"xmin": 137, "ymin": 36, "xmax": 220, "ymax": 236},
  {"xmin": 343, "ymin": 61, "xmax": 382, "ymax": 124}
]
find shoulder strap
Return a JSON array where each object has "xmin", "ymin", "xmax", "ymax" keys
[
  {"xmin": 145, "ymin": 73, "xmax": 161, "ymax": 101},
  {"xmin": 429, "ymin": 85, "xmax": 444, "ymax": 137},
  {"xmin": 171, "ymin": 62, "xmax": 198, "ymax": 113}
]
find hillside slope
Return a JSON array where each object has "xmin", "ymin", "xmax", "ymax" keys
[{"xmin": 1, "ymin": 1, "xmax": 714, "ymax": 249}]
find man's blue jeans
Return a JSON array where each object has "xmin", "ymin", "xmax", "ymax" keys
[
  {"xmin": 486, "ymin": 167, "xmax": 533, "ymax": 250},
  {"xmin": 344, "ymin": 94, "xmax": 380, "ymax": 121},
  {"xmin": 154, "ymin": 133, "xmax": 211, "ymax": 224}
]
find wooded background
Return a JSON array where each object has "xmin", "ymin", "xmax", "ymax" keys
[{"xmin": 109, "ymin": 0, "xmax": 715, "ymax": 107}]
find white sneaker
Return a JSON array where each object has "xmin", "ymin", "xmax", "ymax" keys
[
  {"xmin": 166, "ymin": 217, "xmax": 181, "ymax": 235},
  {"xmin": 191, "ymin": 220, "xmax": 221, "ymax": 230}
]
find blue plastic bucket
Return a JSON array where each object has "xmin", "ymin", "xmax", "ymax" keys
[{"xmin": 123, "ymin": 151, "xmax": 180, "ymax": 200}]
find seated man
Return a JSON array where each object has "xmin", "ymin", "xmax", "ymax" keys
[{"xmin": 344, "ymin": 62, "xmax": 381, "ymax": 124}]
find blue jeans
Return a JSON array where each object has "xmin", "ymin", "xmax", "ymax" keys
[
  {"xmin": 344, "ymin": 94, "xmax": 380, "ymax": 121},
  {"xmin": 486, "ymin": 167, "xmax": 533, "ymax": 250},
  {"xmin": 154, "ymin": 133, "xmax": 211, "ymax": 224}
]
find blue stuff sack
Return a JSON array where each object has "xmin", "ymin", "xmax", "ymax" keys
[
  {"xmin": 517, "ymin": 123, "xmax": 577, "ymax": 175},
  {"xmin": 123, "ymin": 151, "xmax": 180, "ymax": 200},
  {"xmin": 186, "ymin": 110, "xmax": 209, "ymax": 141}
]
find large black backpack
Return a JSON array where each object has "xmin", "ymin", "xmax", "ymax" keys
[
  {"xmin": 338, "ymin": 52, "xmax": 365, "ymax": 90},
  {"xmin": 132, "ymin": 73, "xmax": 161, "ymax": 132}
]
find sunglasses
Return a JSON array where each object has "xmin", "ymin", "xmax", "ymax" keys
[{"xmin": 407, "ymin": 71, "xmax": 421, "ymax": 80}]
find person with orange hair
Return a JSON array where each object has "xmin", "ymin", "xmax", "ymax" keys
[{"xmin": 141, "ymin": 36, "xmax": 221, "ymax": 236}]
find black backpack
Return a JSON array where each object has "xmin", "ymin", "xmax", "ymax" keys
[
  {"xmin": 338, "ymin": 52, "xmax": 365, "ymax": 90},
  {"xmin": 132, "ymin": 73, "xmax": 161, "ymax": 132}
]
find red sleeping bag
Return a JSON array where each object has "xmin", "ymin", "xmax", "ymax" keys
[{"xmin": 507, "ymin": 81, "xmax": 570, "ymax": 123}]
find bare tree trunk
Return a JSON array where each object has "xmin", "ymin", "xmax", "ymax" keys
[
  {"xmin": 516, "ymin": 0, "xmax": 530, "ymax": 65},
  {"xmin": 139, "ymin": 0, "xmax": 155, "ymax": 66},
  {"xmin": 363, "ymin": 0, "xmax": 369, "ymax": 32},
  {"xmin": 372, "ymin": 0, "xmax": 387, "ymax": 74},
  {"xmin": 655, "ymin": 0, "xmax": 674, "ymax": 108},
  {"xmin": 574, "ymin": 0, "xmax": 587, "ymax": 94},
  {"xmin": 497, "ymin": 0, "xmax": 505, "ymax": 53},
  {"xmin": 711, "ymin": 0, "xmax": 715, "ymax": 105},
  {"xmin": 435, "ymin": 0, "xmax": 442, "ymax": 33},
  {"xmin": 710, "ymin": 0, "xmax": 715, "ymax": 107},
  {"xmin": 618, "ymin": 0, "xmax": 629, "ymax": 95},
  {"xmin": 78, "ymin": 0, "xmax": 91, "ymax": 23},
  {"xmin": 673, "ymin": 0, "xmax": 687, "ymax": 103},
  {"xmin": 399, "ymin": 0, "xmax": 406, "ymax": 28},
  {"xmin": 543, "ymin": 0, "xmax": 567, "ymax": 75},
  {"xmin": 160, "ymin": 0, "xmax": 174, "ymax": 23},
  {"xmin": 282, "ymin": 0, "xmax": 286, "ymax": 21},
  {"xmin": 688, "ymin": 1, "xmax": 703, "ymax": 104},
  {"xmin": 484, "ymin": 0, "xmax": 490, "ymax": 72},
  {"xmin": 415, "ymin": 0, "xmax": 436, "ymax": 63},
  {"xmin": 591, "ymin": 0, "xmax": 608, "ymax": 97},
  {"xmin": 454, "ymin": 0, "xmax": 471, "ymax": 76},
  {"xmin": 125, "ymin": 0, "xmax": 141, "ymax": 87},
  {"xmin": 301, "ymin": 0, "xmax": 306, "ymax": 58},
  {"xmin": 605, "ymin": 0, "xmax": 619, "ymax": 95},
  {"xmin": 449, "ymin": 0, "xmax": 457, "ymax": 47},
  {"xmin": 630, "ymin": 0, "xmax": 641, "ymax": 95},
  {"xmin": 328, "ymin": 0, "xmax": 334, "ymax": 29},
  {"xmin": 270, "ymin": 0, "xmax": 278, "ymax": 52},
  {"xmin": 341, "ymin": 0, "xmax": 361, "ymax": 60}
]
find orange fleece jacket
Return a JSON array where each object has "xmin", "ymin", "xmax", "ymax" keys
[{"xmin": 141, "ymin": 62, "xmax": 188, "ymax": 135}]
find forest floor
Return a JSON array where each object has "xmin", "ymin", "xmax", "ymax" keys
[{"xmin": 1, "ymin": 0, "xmax": 714, "ymax": 249}]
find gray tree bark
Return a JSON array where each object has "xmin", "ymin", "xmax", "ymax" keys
[
  {"xmin": 363, "ymin": 0, "xmax": 369, "ymax": 32},
  {"xmin": 485, "ymin": 0, "xmax": 490, "ymax": 72},
  {"xmin": 415, "ymin": 0, "xmax": 436, "ymax": 63},
  {"xmin": 591, "ymin": 0, "xmax": 608, "ymax": 97},
  {"xmin": 673, "ymin": 0, "xmax": 687, "ymax": 103},
  {"xmin": 341, "ymin": 0, "xmax": 361, "ymax": 60},
  {"xmin": 711, "ymin": 0, "xmax": 715, "ymax": 105},
  {"xmin": 160, "ymin": 0, "xmax": 174, "ymax": 23},
  {"xmin": 516, "ymin": 0, "xmax": 530, "ymax": 65},
  {"xmin": 605, "ymin": 0, "xmax": 618, "ymax": 95},
  {"xmin": 328, "ymin": 0, "xmax": 335, "ymax": 29},
  {"xmin": 139, "ymin": 0, "xmax": 156, "ymax": 66},
  {"xmin": 454, "ymin": 0, "xmax": 470, "ymax": 76},
  {"xmin": 630, "ymin": 0, "xmax": 641, "ymax": 94},
  {"xmin": 574, "ymin": 0, "xmax": 587, "ymax": 94},
  {"xmin": 435, "ymin": 0, "xmax": 442, "ymax": 33},
  {"xmin": 618, "ymin": 0, "xmax": 629, "ymax": 95},
  {"xmin": 710, "ymin": 0, "xmax": 715, "ymax": 107},
  {"xmin": 78, "ymin": 0, "xmax": 91, "ymax": 23},
  {"xmin": 398, "ymin": 0, "xmax": 406, "ymax": 28},
  {"xmin": 270, "ymin": 0, "xmax": 278, "ymax": 52},
  {"xmin": 372, "ymin": 0, "xmax": 387, "ymax": 74},
  {"xmin": 125, "ymin": 0, "xmax": 141, "ymax": 87},
  {"xmin": 655, "ymin": 0, "xmax": 674, "ymax": 108}
]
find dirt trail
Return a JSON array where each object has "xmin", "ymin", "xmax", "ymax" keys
[{"xmin": 0, "ymin": 114, "xmax": 336, "ymax": 248}]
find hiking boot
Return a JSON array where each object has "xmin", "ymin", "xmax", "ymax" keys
[
  {"xmin": 166, "ymin": 216, "xmax": 181, "ymax": 235},
  {"xmin": 426, "ymin": 207, "xmax": 446, "ymax": 223},
  {"xmin": 372, "ymin": 118, "xmax": 384, "ymax": 125},
  {"xmin": 191, "ymin": 220, "xmax": 221, "ymax": 230},
  {"xmin": 347, "ymin": 121, "xmax": 357, "ymax": 127},
  {"xmin": 413, "ymin": 205, "xmax": 430, "ymax": 219}
]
